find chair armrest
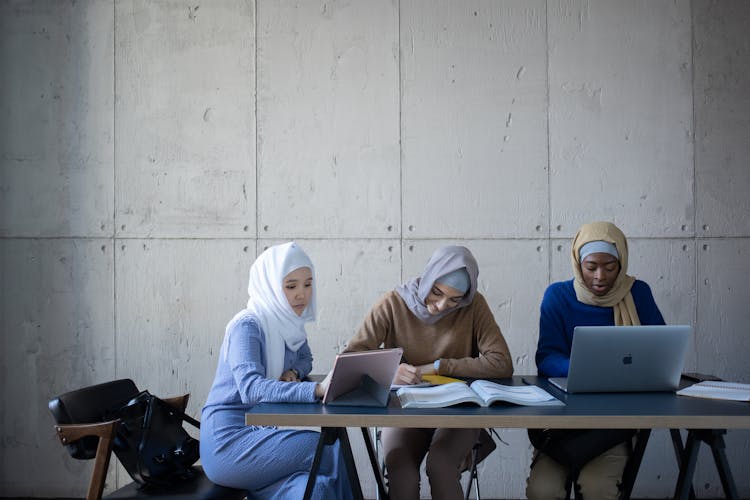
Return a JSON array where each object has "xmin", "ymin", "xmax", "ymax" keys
[
  {"xmin": 54, "ymin": 420, "xmax": 119, "ymax": 500},
  {"xmin": 54, "ymin": 420, "xmax": 120, "ymax": 445}
]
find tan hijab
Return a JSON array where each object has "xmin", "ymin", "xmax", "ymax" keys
[
  {"xmin": 571, "ymin": 221, "xmax": 641, "ymax": 326},
  {"xmin": 396, "ymin": 245, "xmax": 479, "ymax": 325}
]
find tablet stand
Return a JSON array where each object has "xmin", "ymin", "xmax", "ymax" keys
[{"xmin": 327, "ymin": 374, "xmax": 390, "ymax": 407}]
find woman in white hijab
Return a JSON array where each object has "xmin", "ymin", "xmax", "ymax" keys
[{"xmin": 201, "ymin": 242, "xmax": 352, "ymax": 499}]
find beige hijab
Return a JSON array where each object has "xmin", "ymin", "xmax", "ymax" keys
[{"xmin": 571, "ymin": 221, "xmax": 641, "ymax": 326}]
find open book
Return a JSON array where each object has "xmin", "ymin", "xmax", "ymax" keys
[
  {"xmin": 676, "ymin": 381, "xmax": 750, "ymax": 402},
  {"xmin": 396, "ymin": 380, "xmax": 564, "ymax": 408}
]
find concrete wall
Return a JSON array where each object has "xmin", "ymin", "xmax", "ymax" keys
[{"xmin": 1, "ymin": 0, "xmax": 748, "ymax": 498}]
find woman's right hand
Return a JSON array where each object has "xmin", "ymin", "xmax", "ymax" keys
[
  {"xmin": 393, "ymin": 363, "xmax": 422, "ymax": 385},
  {"xmin": 315, "ymin": 370, "xmax": 333, "ymax": 399}
]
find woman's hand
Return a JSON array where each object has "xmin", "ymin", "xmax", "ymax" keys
[
  {"xmin": 279, "ymin": 369, "xmax": 300, "ymax": 382},
  {"xmin": 416, "ymin": 363, "xmax": 436, "ymax": 376},
  {"xmin": 393, "ymin": 363, "xmax": 424, "ymax": 385},
  {"xmin": 315, "ymin": 370, "xmax": 333, "ymax": 399}
]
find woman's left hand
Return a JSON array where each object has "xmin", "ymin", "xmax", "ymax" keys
[{"xmin": 280, "ymin": 369, "xmax": 300, "ymax": 382}]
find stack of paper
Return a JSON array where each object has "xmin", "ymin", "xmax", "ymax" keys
[{"xmin": 676, "ymin": 381, "xmax": 750, "ymax": 402}]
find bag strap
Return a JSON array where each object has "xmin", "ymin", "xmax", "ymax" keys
[
  {"xmin": 176, "ymin": 408, "xmax": 201, "ymax": 429},
  {"xmin": 109, "ymin": 390, "xmax": 201, "ymax": 429},
  {"xmin": 155, "ymin": 396, "xmax": 201, "ymax": 429}
]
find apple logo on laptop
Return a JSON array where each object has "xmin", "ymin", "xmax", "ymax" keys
[{"xmin": 622, "ymin": 354, "xmax": 633, "ymax": 365}]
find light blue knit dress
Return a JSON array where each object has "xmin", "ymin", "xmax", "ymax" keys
[{"xmin": 201, "ymin": 310, "xmax": 352, "ymax": 499}]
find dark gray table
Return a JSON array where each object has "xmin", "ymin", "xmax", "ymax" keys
[{"xmin": 247, "ymin": 376, "xmax": 750, "ymax": 499}]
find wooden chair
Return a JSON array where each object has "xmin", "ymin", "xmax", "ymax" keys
[{"xmin": 48, "ymin": 379, "xmax": 246, "ymax": 500}]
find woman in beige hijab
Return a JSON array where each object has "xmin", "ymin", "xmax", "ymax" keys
[{"xmin": 527, "ymin": 221, "xmax": 665, "ymax": 500}]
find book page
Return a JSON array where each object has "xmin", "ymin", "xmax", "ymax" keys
[
  {"xmin": 470, "ymin": 380, "xmax": 564, "ymax": 406},
  {"xmin": 391, "ymin": 381, "xmax": 432, "ymax": 390},
  {"xmin": 696, "ymin": 381, "xmax": 750, "ymax": 390},
  {"xmin": 676, "ymin": 381, "xmax": 750, "ymax": 402},
  {"xmin": 396, "ymin": 382, "xmax": 483, "ymax": 408}
]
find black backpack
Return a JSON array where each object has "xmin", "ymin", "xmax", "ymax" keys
[{"xmin": 107, "ymin": 391, "xmax": 201, "ymax": 488}]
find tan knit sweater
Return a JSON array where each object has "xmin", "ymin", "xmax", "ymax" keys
[{"xmin": 344, "ymin": 290, "xmax": 513, "ymax": 379}]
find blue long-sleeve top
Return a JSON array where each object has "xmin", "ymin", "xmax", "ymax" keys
[
  {"xmin": 535, "ymin": 279, "xmax": 666, "ymax": 377},
  {"xmin": 202, "ymin": 309, "xmax": 318, "ymax": 422}
]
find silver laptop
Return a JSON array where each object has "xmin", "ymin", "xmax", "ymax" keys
[{"xmin": 549, "ymin": 325, "xmax": 691, "ymax": 393}]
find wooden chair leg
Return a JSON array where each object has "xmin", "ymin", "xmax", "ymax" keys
[
  {"xmin": 55, "ymin": 421, "xmax": 119, "ymax": 500},
  {"xmin": 87, "ymin": 429, "xmax": 116, "ymax": 500}
]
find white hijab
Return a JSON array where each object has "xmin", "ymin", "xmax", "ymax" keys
[{"xmin": 244, "ymin": 242, "xmax": 316, "ymax": 380}]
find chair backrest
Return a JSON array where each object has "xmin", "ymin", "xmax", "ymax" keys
[{"xmin": 49, "ymin": 379, "xmax": 140, "ymax": 460}]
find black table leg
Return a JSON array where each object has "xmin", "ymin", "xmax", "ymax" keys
[
  {"xmin": 674, "ymin": 430, "xmax": 701, "ymax": 500},
  {"xmin": 698, "ymin": 430, "xmax": 738, "ymax": 500},
  {"xmin": 361, "ymin": 427, "xmax": 389, "ymax": 499},
  {"xmin": 670, "ymin": 429, "xmax": 696, "ymax": 500},
  {"xmin": 672, "ymin": 429, "xmax": 739, "ymax": 500},
  {"xmin": 303, "ymin": 428, "xmax": 331, "ymax": 500},
  {"xmin": 619, "ymin": 429, "xmax": 651, "ymax": 500},
  {"xmin": 303, "ymin": 427, "xmax": 365, "ymax": 500},
  {"xmin": 337, "ymin": 427, "xmax": 365, "ymax": 500}
]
